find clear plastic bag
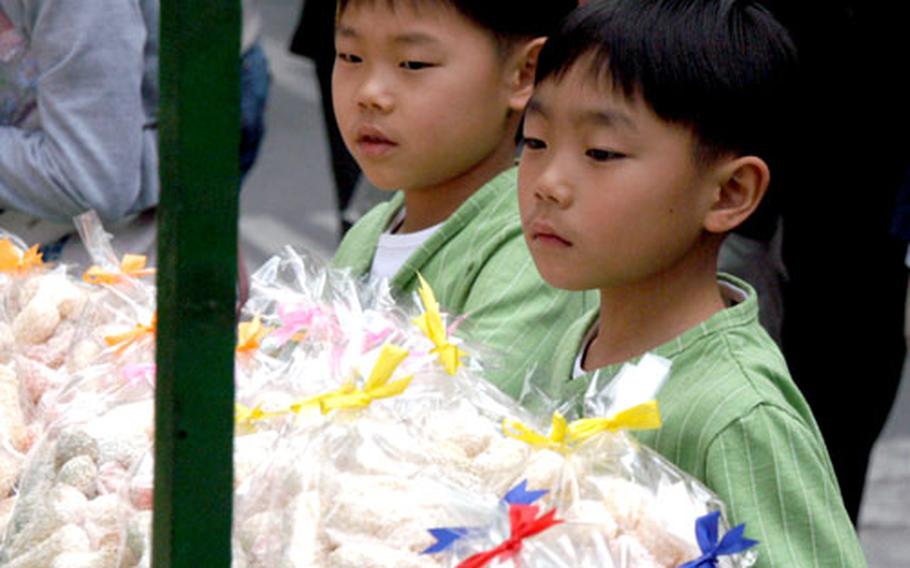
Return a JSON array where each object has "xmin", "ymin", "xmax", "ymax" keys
[
  {"xmin": 0, "ymin": 216, "xmax": 157, "ymax": 567},
  {"xmin": 228, "ymin": 249, "xmax": 762, "ymax": 567},
  {"xmin": 0, "ymin": 213, "xmax": 155, "ymax": 430},
  {"xmin": 421, "ymin": 357, "xmax": 757, "ymax": 567},
  {"xmin": 0, "ymin": 233, "xmax": 66, "ymax": 540},
  {"xmin": 0, "ymin": 238, "xmax": 762, "ymax": 567},
  {"xmin": 74, "ymin": 211, "xmax": 156, "ymax": 309},
  {"xmin": 0, "ymin": 365, "xmax": 154, "ymax": 568},
  {"xmin": 230, "ymin": 249, "xmax": 530, "ymax": 566},
  {"xmin": 0, "ymin": 303, "xmax": 155, "ymax": 567},
  {"xmin": 0, "ymin": 233, "xmax": 94, "ymax": 541}
]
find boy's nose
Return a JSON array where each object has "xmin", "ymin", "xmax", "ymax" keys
[
  {"xmin": 534, "ymin": 167, "xmax": 573, "ymax": 207},
  {"xmin": 355, "ymin": 78, "xmax": 394, "ymax": 113}
]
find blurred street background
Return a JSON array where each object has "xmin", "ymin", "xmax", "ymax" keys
[
  {"xmin": 241, "ymin": 2, "xmax": 910, "ymax": 565},
  {"xmin": 240, "ymin": 2, "xmax": 340, "ymax": 266}
]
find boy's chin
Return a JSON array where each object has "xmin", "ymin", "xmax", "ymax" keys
[
  {"xmin": 357, "ymin": 171, "xmax": 401, "ymax": 191},
  {"xmin": 351, "ymin": 161, "xmax": 408, "ymax": 191},
  {"xmin": 369, "ymin": 182, "xmax": 402, "ymax": 193},
  {"xmin": 533, "ymin": 263, "xmax": 591, "ymax": 292}
]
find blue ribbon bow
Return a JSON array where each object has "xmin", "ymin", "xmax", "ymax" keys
[
  {"xmin": 423, "ymin": 528, "xmax": 470, "ymax": 554},
  {"xmin": 679, "ymin": 511, "xmax": 759, "ymax": 567},
  {"xmin": 421, "ymin": 480, "xmax": 549, "ymax": 554},
  {"xmin": 503, "ymin": 479, "xmax": 549, "ymax": 505}
]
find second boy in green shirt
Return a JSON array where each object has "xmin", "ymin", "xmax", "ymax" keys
[{"xmin": 330, "ymin": 0, "xmax": 593, "ymax": 396}]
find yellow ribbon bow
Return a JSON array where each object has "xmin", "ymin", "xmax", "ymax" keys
[
  {"xmin": 565, "ymin": 400, "xmax": 662, "ymax": 444},
  {"xmin": 234, "ymin": 402, "xmax": 291, "ymax": 433},
  {"xmin": 290, "ymin": 383, "xmax": 354, "ymax": 414},
  {"xmin": 83, "ymin": 254, "xmax": 156, "ymax": 285},
  {"xmin": 413, "ymin": 273, "xmax": 466, "ymax": 375},
  {"xmin": 502, "ymin": 412, "xmax": 571, "ymax": 453},
  {"xmin": 0, "ymin": 239, "xmax": 43, "ymax": 273},
  {"xmin": 313, "ymin": 343, "xmax": 413, "ymax": 413},
  {"xmin": 503, "ymin": 401, "xmax": 662, "ymax": 452},
  {"xmin": 234, "ymin": 344, "xmax": 413, "ymax": 431},
  {"xmin": 235, "ymin": 403, "xmax": 265, "ymax": 431},
  {"xmin": 104, "ymin": 313, "xmax": 157, "ymax": 354},
  {"xmin": 236, "ymin": 314, "xmax": 270, "ymax": 353}
]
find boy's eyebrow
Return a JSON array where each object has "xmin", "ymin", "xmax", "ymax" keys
[
  {"xmin": 526, "ymin": 98, "xmax": 549, "ymax": 118},
  {"xmin": 527, "ymin": 98, "xmax": 637, "ymax": 132},
  {"xmin": 578, "ymin": 109, "xmax": 638, "ymax": 132},
  {"xmin": 392, "ymin": 32, "xmax": 441, "ymax": 46},
  {"xmin": 336, "ymin": 24, "xmax": 358, "ymax": 38}
]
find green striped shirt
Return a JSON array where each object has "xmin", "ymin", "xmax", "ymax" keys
[
  {"xmin": 539, "ymin": 274, "xmax": 866, "ymax": 567},
  {"xmin": 333, "ymin": 167, "xmax": 597, "ymax": 398}
]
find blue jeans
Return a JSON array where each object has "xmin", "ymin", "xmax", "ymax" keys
[{"xmin": 240, "ymin": 42, "xmax": 271, "ymax": 183}]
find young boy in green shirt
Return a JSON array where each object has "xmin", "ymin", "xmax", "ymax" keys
[
  {"xmin": 519, "ymin": 1, "xmax": 865, "ymax": 565},
  {"xmin": 330, "ymin": 0, "xmax": 595, "ymax": 397}
]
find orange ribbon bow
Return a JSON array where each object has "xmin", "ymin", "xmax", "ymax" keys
[
  {"xmin": 104, "ymin": 313, "xmax": 157, "ymax": 354},
  {"xmin": 236, "ymin": 314, "xmax": 270, "ymax": 353},
  {"xmin": 0, "ymin": 239, "xmax": 43, "ymax": 273},
  {"xmin": 83, "ymin": 254, "xmax": 156, "ymax": 285}
]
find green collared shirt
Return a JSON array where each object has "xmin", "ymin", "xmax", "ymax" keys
[
  {"xmin": 333, "ymin": 167, "xmax": 597, "ymax": 398},
  {"xmin": 539, "ymin": 274, "xmax": 866, "ymax": 567}
]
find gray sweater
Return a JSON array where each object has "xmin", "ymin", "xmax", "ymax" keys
[{"xmin": 0, "ymin": 0, "xmax": 158, "ymax": 259}]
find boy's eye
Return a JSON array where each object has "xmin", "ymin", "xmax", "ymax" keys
[
  {"xmin": 337, "ymin": 52, "xmax": 362, "ymax": 64},
  {"xmin": 523, "ymin": 137, "xmax": 547, "ymax": 151},
  {"xmin": 399, "ymin": 61, "xmax": 434, "ymax": 70},
  {"xmin": 586, "ymin": 148, "xmax": 625, "ymax": 162}
]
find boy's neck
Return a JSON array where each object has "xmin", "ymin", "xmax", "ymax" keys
[
  {"xmin": 584, "ymin": 240, "xmax": 726, "ymax": 371},
  {"xmin": 396, "ymin": 141, "xmax": 517, "ymax": 234}
]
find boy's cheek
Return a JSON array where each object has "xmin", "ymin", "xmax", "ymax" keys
[
  {"xmin": 330, "ymin": 75, "xmax": 355, "ymax": 121},
  {"xmin": 516, "ymin": 167, "xmax": 539, "ymax": 209},
  {"xmin": 515, "ymin": 185, "xmax": 531, "ymax": 217}
]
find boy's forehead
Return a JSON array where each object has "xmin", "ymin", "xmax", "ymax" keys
[
  {"xmin": 541, "ymin": 53, "xmax": 633, "ymax": 99},
  {"xmin": 339, "ymin": 0, "xmax": 425, "ymax": 11},
  {"xmin": 529, "ymin": 96, "xmax": 638, "ymax": 135},
  {"xmin": 530, "ymin": 69, "xmax": 642, "ymax": 131},
  {"xmin": 338, "ymin": 0, "xmax": 479, "ymax": 41},
  {"xmin": 338, "ymin": 0, "xmax": 456, "ymax": 25},
  {"xmin": 336, "ymin": 0, "xmax": 506, "ymax": 57},
  {"xmin": 336, "ymin": 23, "xmax": 442, "ymax": 48}
]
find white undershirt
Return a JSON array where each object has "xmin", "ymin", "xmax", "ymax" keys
[
  {"xmin": 572, "ymin": 279, "xmax": 749, "ymax": 379},
  {"xmin": 369, "ymin": 209, "xmax": 444, "ymax": 280}
]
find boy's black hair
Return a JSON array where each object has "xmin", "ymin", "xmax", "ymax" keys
[
  {"xmin": 535, "ymin": 0, "xmax": 798, "ymax": 166},
  {"xmin": 337, "ymin": 0, "xmax": 579, "ymax": 49}
]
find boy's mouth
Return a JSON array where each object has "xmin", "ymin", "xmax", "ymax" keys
[
  {"xmin": 528, "ymin": 220, "xmax": 572, "ymax": 247},
  {"xmin": 355, "ymin": 126, "xmax": 398, "ymax": 157}
]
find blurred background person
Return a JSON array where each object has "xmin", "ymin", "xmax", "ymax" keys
[
  {"xmin": 720, "ymin": 0, "xmax": 910, "ymax": 524},
  {"xmin": 241, "ymin": 0, "xmax": 271, "ymax": 184},
  {"xmin": 0, "ymin": 0, "xmax": 159, "ymax": 265},
  {"xmin": 238, "ymin": 0, "xmax": 272, "ymax": 304}
]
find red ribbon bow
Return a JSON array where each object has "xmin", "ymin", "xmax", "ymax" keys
[{"xmin": 457, "ymin": 504, "xmax": 562, "ymax": 568}]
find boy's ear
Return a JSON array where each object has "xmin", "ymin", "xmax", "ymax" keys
[
  {"xmin": 506, "ymin": 37, "xmax": 546, "ymax": 112},
  {"xmin": 703, "ymin": 156, "xmax": 770, "ymax": 234}
]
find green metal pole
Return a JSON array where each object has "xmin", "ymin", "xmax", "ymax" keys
[{"xmin": 153, "ymin": 1, "xmax": 239, "ymax": 566}]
